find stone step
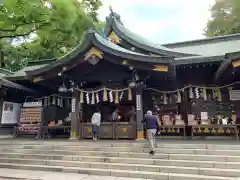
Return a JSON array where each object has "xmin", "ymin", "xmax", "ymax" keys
[
  {"xmin": 0, "ymin": 152, "xmax": 239, "ymax": 163},
  {"xmin": 1, "ymin": 140, "xmax": 240, "ymax": 150},
  {"xmin": 1, "ymin": 157, "xmax": 240, "ymax": 177},
  {"xmin": 1, "ymin": 152, "xmax": 240, "ymax": 169},
  {"xmin": 0, "ymin": 162, "xmax": 236, "ymax": 180},
  {"xmin": 3, "ymin": 148, "xmax": 240, "ymax": 159},
  {"xmin": 2, "ymin": 146, "xmax": 240, "ymax": 156}
]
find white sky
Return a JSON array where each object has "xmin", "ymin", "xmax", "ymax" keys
[{"xmin": 98, "ymin": 0, "xmax": 215, "ymax": 44}]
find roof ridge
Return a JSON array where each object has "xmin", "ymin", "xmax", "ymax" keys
[{"xmin": 163, "ymin": 33, "xmax": 240, "ymax": 47}]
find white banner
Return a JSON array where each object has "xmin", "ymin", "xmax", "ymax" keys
[{"xmin": 1, "ymin": 102, "xmax": 21, "ymax": 124}]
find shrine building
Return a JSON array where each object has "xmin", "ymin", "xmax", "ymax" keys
[{"xmin": 1, "ymin": 10, "xmax": 240, "ymax": 140}]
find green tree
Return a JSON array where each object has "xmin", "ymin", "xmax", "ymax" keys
[
  {"xmin": 205, "ymin": 0, "xmax": 240, "ymax": 37},
  {"xmin": 0, "ymin": 0, "xmax": 103, "ymax": 71}
]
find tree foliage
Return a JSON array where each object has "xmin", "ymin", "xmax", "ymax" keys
[
  {"xmin": 0, "ymin": 0, "xmax": 103, "ymax": 71},
  {"xmin": 205, "ymin": 0, "xmax": 240, "ymax": 37}
]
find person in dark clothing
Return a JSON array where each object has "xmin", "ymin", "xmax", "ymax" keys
[{"xmin": 142, "ymin": 110, "xmax": 161, "ymax": 155}]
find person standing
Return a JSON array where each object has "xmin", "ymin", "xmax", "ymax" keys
[
  {"xmin": 91, "ymin": 108, "xmax": 101, "ymax": 141},
  {"xmin": 142, "ymin": 110, "xmax": 161, "ymax": 155}
]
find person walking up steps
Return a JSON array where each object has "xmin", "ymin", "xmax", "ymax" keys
[
  {"xmin": 142, "ymin": 110, "xmax": 161, "ymax": 155},
  {"xmin": 91, "ymin": 108, "xmax": 101, "ymax": 142}
]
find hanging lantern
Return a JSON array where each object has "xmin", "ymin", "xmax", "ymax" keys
[
  {"xmin": 177, "ymin": 91, "xmax": 181, "ymax": 103},
  {"xmin": 115, "ymin": 91, "xmax": 119, "ymax": 104},
  {"xmin": 217, "ymin": 88, "xmax": 222, "ymax": 102},
  {"xmin": 119, "ymin": 91, "xmax": 124, "ymax": 101},
  {"xmin": 128, "ymin": 88, "xmax": 132, "ymax": 101},
  {"xmin": 189, "ymin": 87, "xmax": 194, "ymax": 99},
  {"xmin": 109, "ymin": 91, "xmax": 113, "ymax": 103},
  {"xmin": 80, "ymin": 90, "xmax": 84, "ymax": 104},
  {"xmin": 163, "ymin": 93, "xmax": 167, "ymax": 104},
  {"xmin": 96, "ymin": 92, "xmax": 99, "ymax": 103},
  {"xmin": 203, "ymin": 88, "xmax": 207, "ymax": 101},
  {"xmin": 103, "ymin": 88, "xmax": 108, "ymax": 101},
  {"xmin": 91, "ymin": 91, "xmax": 95, "ymax": 104},
  {"xmin": 195, "ymin": 87, "xmax": 200, "ymax": 99},
  {"xmin": 86, "ymin": 92, "xmax": 90, "ymax": 104}
]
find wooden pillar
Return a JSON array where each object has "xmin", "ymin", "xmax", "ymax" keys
[
  {"xmin": 182, "ymin": 90, "xmax": 189, "ymax": 125},
  {"xmin": 135, "ymin": 84, "xmax": 144, "ymax": 140},
  {"xmin": 182, "ymin": 88, "xmax": 191, "ymax": 138},
  {"xmin": 70, "ymin": 89, "xmax": 80, "ymax": 140}
]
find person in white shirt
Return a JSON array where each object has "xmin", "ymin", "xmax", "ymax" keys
[{"xmin": 91, "ymin": 108, "xmax": 101, "ymax": 141}]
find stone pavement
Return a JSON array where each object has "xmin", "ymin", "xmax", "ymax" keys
[{"xmin": 0, "ymin": 169, "xmax": 154, "ymax": 180}]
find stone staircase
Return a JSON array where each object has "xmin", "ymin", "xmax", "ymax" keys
[{"xmin": 0, "ymin": 140, "xmax": 239, "ymax": 180}]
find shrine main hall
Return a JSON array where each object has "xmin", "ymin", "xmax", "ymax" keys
[{"xmin": 0, "ymin": 10, "xmax": 239, "ymax": 140}]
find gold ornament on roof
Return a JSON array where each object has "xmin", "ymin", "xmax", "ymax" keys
[
  {"xmin": 109, "ymin": 6, "xmax": 113, "ymax": 13},
  {"xmin": 108, "ymin": 31, "xmax": 121, "ymax": 44},
  {"xmin": 232, "ymin": 60, "xmax": 240, "ymax": 67},
  {"xmin": 122, "ymin": 60, "xmax": 128, "ymax": 65},
  {"xmin": 84, "ymin": 47, "xmax": 103, "ymax": 61},
  {"xmin": 33, "ymin": 76, "xmax": 44, "ymax": 83},
  {"xmin": 152, "ymin": 65, "xmax": 168, "ymax": 72}
]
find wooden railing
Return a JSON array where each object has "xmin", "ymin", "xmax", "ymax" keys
[
  {"xmin": 81, "ymin": 122, "xmax": 136, "ymax": 139},
  {"xmin": 13, "ymin": 123, "xmax": 240, "ymax": 140},
  {"xmin": 158, "ymin": 125, "xmax": 186, "ymax": 140},
  {"xmin": 190, "ymin": 124, "xmax": 239, "ymax": 140}
]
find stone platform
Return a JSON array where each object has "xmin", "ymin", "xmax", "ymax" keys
[{"xmin": 0, "ymin": 139, "xmax": 240, "ymax": 180}]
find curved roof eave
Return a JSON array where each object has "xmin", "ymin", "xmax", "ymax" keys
[
  {"xmin": 110, "ymin": 18, "xmax": 197, "ymax": 57},
  {"xmin": 214, "ymin": 51, "xmax": 240, "ymax": 81},
  {"xmin": 0, "ymin": 77, "xmax": 35, "ymax": 92},
  {"xmin": 25, "ymin": 30, "xmax": 174, "ymax": 77},
  {"xmin": 175, "ymin": 55, "xmax": 224, "ymax": 66}
]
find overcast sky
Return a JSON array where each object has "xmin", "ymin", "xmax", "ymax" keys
[{"xmin": 98, "ymin": 0, "xmax": 215, "ymax": 44}]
